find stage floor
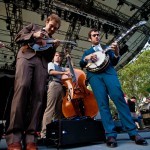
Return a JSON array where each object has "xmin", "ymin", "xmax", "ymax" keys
[{"xmin": 0, "ymin": 130, "xmax": 150, "ymax": 150}]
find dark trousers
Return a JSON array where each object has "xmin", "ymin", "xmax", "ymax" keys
[{"xmin": 6, "ymin": 56, "xmax": 48, "ymax": 145}]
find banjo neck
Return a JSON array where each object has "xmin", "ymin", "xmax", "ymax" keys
[{"xmin": 103, "ymin": 21, "xmax": 147, "ymax": 53}]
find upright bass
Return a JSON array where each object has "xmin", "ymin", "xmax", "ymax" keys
[{"xmin": 62, "ymin": 52, "xmax": 99, "ymax": 118}]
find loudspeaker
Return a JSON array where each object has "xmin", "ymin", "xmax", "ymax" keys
[{"xmin": 46, "ymin": 117, "xmax": 106, "ymax": 146}]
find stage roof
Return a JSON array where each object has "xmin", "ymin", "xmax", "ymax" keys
[{"xmin": 0, "ymin": 0, "xmax": 150, "ymax": 72}]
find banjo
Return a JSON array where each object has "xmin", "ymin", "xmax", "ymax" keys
[{"xmin": 86, "ymin": 21, "xmax": 147, "ymax": 73}]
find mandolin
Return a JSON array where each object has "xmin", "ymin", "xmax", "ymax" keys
[{"xmin": 29, "ymin": 38, "xmax": 77, "ymax": 52}]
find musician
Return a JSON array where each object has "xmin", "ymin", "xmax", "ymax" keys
[
  {"xmin": 39, "ymin": 52, "xmax": 70, "ymax": 143},
  {"xmin": 80, "ymin": 28, "xmax": 148, "ymax": 148},
  {"xmin": 5, "ymin": 13, "xmax": 61, "ymax": 150}
]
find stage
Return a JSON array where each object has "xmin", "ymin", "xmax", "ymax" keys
[{"xmin": 0, "ymin": 129, "xmax": 150, "ymax": 150}]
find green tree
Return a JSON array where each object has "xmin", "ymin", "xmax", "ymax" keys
[
  {"xmin": 118, "ymin": 49, "xmax": 150, "ymax": 103},
  {"xmin": 87, "ymin": 49, "xmax": 150, "ymax": 114}
]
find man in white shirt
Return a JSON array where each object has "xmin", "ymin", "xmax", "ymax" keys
[{"xmin": 40, "ymin": 52, "xmax": 70, "ymax": 141}]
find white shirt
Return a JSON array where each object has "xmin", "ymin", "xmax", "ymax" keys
[
  {"xmin": 48, "ymin": 62, "xmax": 67, "ymax": 72},
  {"xmin": 93, "ymin": 44, "xmax": 103, "ymax": 52}
]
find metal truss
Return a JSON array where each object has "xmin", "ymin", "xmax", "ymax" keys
[
  {"xmin": 54, "ymin": 0, "xmax": 150, "ymax": 71},
  {"xmin": 1, "ymin": 0, "xmax": 150, "ymax": 71},
  {"xmin": 126, "ymin": 0, "xmax": 150, "ymax": 27},
  {"xmin": 53, "ymin": 0, "xmax": 126, "ymax": 30},
  {"xmin": 0, "ymin": 1, "xmax": 24, "ymax": 72},
  {"xmin": 4, "ymin": 0, "xmax": 149, "ymax": 37},
  {"xmin": 4, "ymin": 1, "xmax": 23, "ymax": 62},
  {"xmin": 56, "ymin": 0, "xmax": 150, "ymax": 34},
  {"xmin": 61, "ymin": 21, "xmax": 82, "ymax": 66}
]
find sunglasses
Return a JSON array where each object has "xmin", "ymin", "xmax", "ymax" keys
[{"xmin": 91, "ymin": 34, "xmax": 100, "ymax": 37}]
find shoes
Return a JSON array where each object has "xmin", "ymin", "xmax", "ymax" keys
[
  {"xmin": 106, "ymin": 136, "xmax": 118, "ymax": 148},
  {"xmin": 7, "ymin": 142, "xmax": 22, "ymax": 150},
  {"xmin": 26, "ymin": 143, "xmax": 38, "ymax": 150},
  {"xmin": 130, "ymin": 134, "xmax": 148, "ymax": 145}
]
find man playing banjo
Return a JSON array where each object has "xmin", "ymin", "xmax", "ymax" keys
[{"xmin": 80, "ymin": 28, "xmax": 148, "ymax": 148}]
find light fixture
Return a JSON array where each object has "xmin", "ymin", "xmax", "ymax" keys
[
  {"xmin": 120, "ymin": 45, "xmax": 128, "ymax": 56},
  {"xmin": 4, "ymin": 55, "xmax": 7, "ymax": 59},
  {"xmin": 109, "ymin": 26, "xmax": 114, "ymax": 34},
  {"xmin": 103, "ymin": 24, "xmax": 109, "ymax": 33},
  {"xmin": 63, "ymin": 10, "xmax": 68, "ymax": 20},
  {"xmin": 114, "ymin": 28, "xmax": 120, "ymax": 36},
  {"xmin": 32, "ymin": 0, "xmax": 40, "ymax": 11},
  {"xmin": 41, "ymin": 14, "xmax": 45, "ymax": 21},
  {"xmin": 130, "ymin": 5, "xmax": 135, "ymax": 11},
  {"xmin": 91, "ymin": 19, "xmax": 95, "ymax": 28},
  {"xmin": 97, "ymin": 22, "xmax": 101, "ymax": 30},
  {"xmin": 12, "ymin": 4, "xmax": 17, "ymax": 14},
  {"xmin": 6, "ymin": 24, "xmax": 10, "ymax": 30},
  {"xmin": 56, "ymin": 8, "xmax": 62, "ymax": 17},
  {"xmin": 105, "ymin": 33, "xmax": 108, "ymax": 39},
  {"xmin": 141, "ymin": 11, "xmax": 149, "ymax": 21},
  {"xmin": 117, "ymin": 0, "xmax": 124, "ymax": 6},
  {"xmin": 4, "ymin": 0, "xmax": 10, "ymax": 3},
  {"xmin": 80, "ymin": 16, "xmax": 86, "ymax": 26},
  {"xmin": 6, "ymin": 17, "xmax": 11, "ymax": 24},
  {"xmin": 86, "ymin": 18, "xmax": 90, "ymax": 27}
]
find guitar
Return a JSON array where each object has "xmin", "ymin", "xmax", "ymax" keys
[{"xmin": 29, "ymin": 38, "xmax": 77, "ymax": 52}]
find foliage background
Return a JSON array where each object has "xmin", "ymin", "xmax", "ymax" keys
[
  {"xmin": 118, "ymin": 49, "xmax": 150, "ymax": 103},
  {"xmin": 88, "ymin": 49, "xmax": 150, "ymax": 116}
]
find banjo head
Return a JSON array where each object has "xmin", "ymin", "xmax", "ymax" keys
[
  {"xmin": 86, "ymin": 51, "xmax": 110, "ymax": 72},
  {"xmin": 88, "ymin": 51, "xmax": 106, "ymax": 68}
]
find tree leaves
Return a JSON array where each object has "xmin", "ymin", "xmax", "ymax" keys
[{"xmin": 118, "ymin": 49, "xmax": 150, "ymax": 102}]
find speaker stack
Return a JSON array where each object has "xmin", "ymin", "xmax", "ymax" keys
[{"xmin": 46, "ymin": 117, "xmax": 106, "ymax": 146}]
